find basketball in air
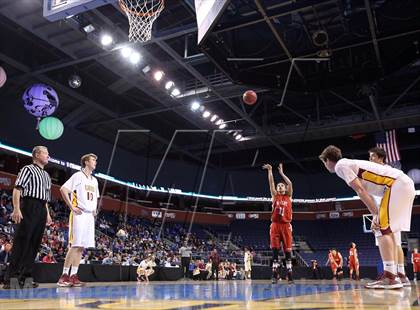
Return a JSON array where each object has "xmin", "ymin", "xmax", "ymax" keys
[{"xmin": 243, "ymin": 90, "xmax": 257, "ymax": 105}]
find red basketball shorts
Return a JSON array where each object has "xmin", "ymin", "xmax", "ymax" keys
[{"xmin": 270, "ymin": 222, "xmax": 292, "ymax": 252}]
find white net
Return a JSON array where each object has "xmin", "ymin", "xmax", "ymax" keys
[{"xmin": 119, "ymin": 0, "xmax": 164, "ymax": 42}]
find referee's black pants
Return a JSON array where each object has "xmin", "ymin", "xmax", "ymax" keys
[
  {"xmin": 6, "ymin": 198, "xmax": 47, "ymax": 281},
  {"xmin": 181, "ymin": 257, "xmax": 190, "ymax": 278}
]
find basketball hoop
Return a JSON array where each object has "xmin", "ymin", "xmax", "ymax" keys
[{"xmin": 119, "ymin": 0, "xmax": 164, "ymax": 42}]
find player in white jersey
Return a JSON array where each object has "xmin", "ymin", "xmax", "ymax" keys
[
  {"xmin": 244, "ymin": 247, "xmax": 252, "ymax": 279},
  {"xmin": 319, "ymin": 145, "xmax": 415, "ymax": 289},
  {"xmin": 57, "ymin": 153, "xmax": 99, "ymax": 287},
  {"xmin": 137, "ymin": 254, "xmax": 156, "ymax": 282},
  {"xmin": 368, "ymin": 147, "xmax": 410, "ymax": 286}
]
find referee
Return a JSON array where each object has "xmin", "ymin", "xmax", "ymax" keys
[
  {"xmin": 4, "ymin": 146, "xmax": 52, "ymax": 289},
  {"xmin": 179, "ymin": 241, "xmax": 192, "ymax": 279}
]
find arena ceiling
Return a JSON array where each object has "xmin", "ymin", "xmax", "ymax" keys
[{"xmin": 0, "ymin": 0, "xmax": 419, "ymax": 173}]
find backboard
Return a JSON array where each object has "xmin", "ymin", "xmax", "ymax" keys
[
  {"xmin": 43, "ymin": 0, "xmax": 116, "ymax": 21},
  {"xmin": 194, "ymin": 0, "xmax": 229, "ymax": 45},
  {"xmin": 362, "ymin": 214, "xmax": 373, "ymax": 233}
]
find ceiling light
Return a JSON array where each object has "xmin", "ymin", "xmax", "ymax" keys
[
  {"xmin": 191, "ymin": 101, "xmax": 201, "ymax": 111},
  {"xmin": 142, "ymin": 65, "xmax": 151, "ymax": 74},
  {"xmin": 165, "ymin": 81, "xmax": 174, "ymax": 90},
  {"xmin": 154, "ymin": 70, "xmax": 164, "ymax": 81},
  {"xmin": 235, "ymin": 134, "xmax": 242, "ymax": 140},
  {"xmin": 129, "ymin": 51, "xmax": 141, "ymax": 64},
  {"xmin": 171, "ymin": 88, "xmax": 180, "ymax": 97},
  {"xmin": 232, "ymin": 132, "xmax": 238, "ymax": 137},
  {"xmin": 121, "ymin": 47, "xmax": 132, "ymax": 58},
  {"xmin": 219, "ymin": 123, "xmax": 227, "ymax": 129},
  {"xmin": 100, "ymin": 34, "xmax": 113, "ymax": 46},
  {"xmin": 215, "ymin": 119, "xmax": 223, "ymax": 126},
  {"xmin": 83, "ymin": 24, "xmax": 95, "ymax": 33},
  {"xmin": 202, "ymin": 110, "xmax": 211, "ymax": 118},
  {"xmin": 210, "ymin": 115, "xmax": 218, "ymax": 122}
]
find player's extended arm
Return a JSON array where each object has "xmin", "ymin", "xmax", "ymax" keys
[
  {"xmin": 278, "ymin": 163, "xmax": 293, "ymax": 197},
  {"xmin": 348, "ymin": 178, "xmax": 378, "ymax": 216},
  {"xmin": 339, "ymin": 253, "xmax": 343, "ymax": 267},
  {"xmin": 262, "ymin": 164, "xmax": 277, "ymax": 197}
]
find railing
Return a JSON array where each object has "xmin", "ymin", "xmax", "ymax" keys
[{"xmin": 294, "ymin": 251, "xmax": 309, "ymax": 267}]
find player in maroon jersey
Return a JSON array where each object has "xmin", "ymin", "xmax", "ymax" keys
[{"xmin": 263, "ymin": 163, "xmax": 294, "ymax": 284}]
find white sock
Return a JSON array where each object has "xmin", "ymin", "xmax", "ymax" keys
[
  {"xmin": 397, "ymin": 264, "xmax": 405, "ymax": 275},
  {"xmin": 70, "ymin": 266, "xmax": 79, "ymax": 276},
  {"xmin": 286, "ymin": 261, "xmax": 292, "ymax": 271},
  {"xmin": 383, "ymin": 261, "xmax": 396, "ymax": 275},
  {"xmin": 62, "ymin": 267, "xmax": 70, "ymax": 275}
]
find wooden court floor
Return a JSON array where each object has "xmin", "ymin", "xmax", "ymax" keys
[{"xmin": 0, "ymin": 279, "xmax": 419, "ymax": 309}]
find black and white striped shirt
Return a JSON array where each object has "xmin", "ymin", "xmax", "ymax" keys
[{"xmin": 15, "ymin": 164, "xmax": 51, "ymax": 202}]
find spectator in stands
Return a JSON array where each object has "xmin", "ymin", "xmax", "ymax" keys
[
  {"xmin": 102, "ymin": 252, "xmax": 114, "ymax": 265},
  {"xmin": 79, "ymin": 254, "xmax": 88, "ymax": 265},
  {"xmin": 196, "ymin": 260, "xmax": 207, "ymax": 280},
  {"xmin": 0, "ymin": 242, "xmax": 11, "ymax": 283},
  {"xmin": 42, "ymin": 250, "xmax": 56, "ymax": 264},
  {"xmin": 192, "ymin": 260, "xmax": 201, "ymax": 280},
  {"xmin": 209, "ymin": 249, "xmax": 220, "ymax": 280},
  {"xmin": 188, "ymin": 260, "xmax": 195, "ymax": 279},
  {"xmin": 226, "ymin": 262, "xmax": 235, "ymax": 280},
  {"xmin": 311, "ymin": 260, "xmax": 321, "ymax": 279},
  {"xmin": 236, "ymin": 267, "xmax": 245, "ymax": 280},
  {"xmin": 0, "ymin": 196, "xmax": 7, "ymax": 225}
]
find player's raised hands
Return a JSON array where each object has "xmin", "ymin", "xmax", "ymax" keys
[
  {"xmin": 262, "ymin": 164, "xmax": 272, "ymax": 170},
  {"xmin": 278, "ymin": 163, "xmax": 284, "ymax": 174}
]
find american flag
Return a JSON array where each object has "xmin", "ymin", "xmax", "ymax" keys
[{"xmin": 375, "ymin": 129, "xmax": 400, "ymax": 163}]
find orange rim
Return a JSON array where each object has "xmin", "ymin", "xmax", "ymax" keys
[{"xmin": 119, "ymin": 0, "xmax": 164, "ymax": 17}]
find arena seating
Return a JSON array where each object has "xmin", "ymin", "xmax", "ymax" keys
[{"xmin": 2, "ymin": 187, "xmax": 419, "ymax": 268}]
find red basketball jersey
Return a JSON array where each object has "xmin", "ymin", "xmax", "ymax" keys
[
  {"xmin": 271, "ymin": 194, "xmax": 292, "ymax": 223},
  {"xmin": 349, "ymin": 248, "xmax": 357, "ymax": 262},
  {"xmin": 412, "ymin": 253, "xmax": 420, "ymax": 264},
  {"xmin": 333, "ymin": 252, "xmax": 342, "ymax": 265},
  {"xmin": 328, "ymin": 253, "xmax": 334, "ymax": 264}
]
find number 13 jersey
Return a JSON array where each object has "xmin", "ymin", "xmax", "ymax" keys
[{"xmin": 62, "ymin": 171, "xmax": 99, "ymax": 212}]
